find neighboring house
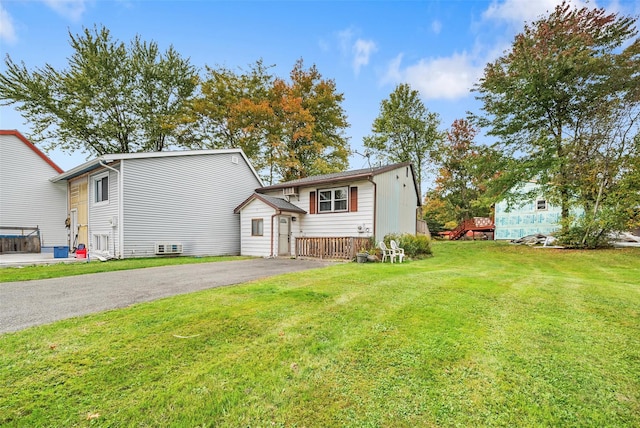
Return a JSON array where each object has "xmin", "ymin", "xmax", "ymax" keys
[
  {"xmin": 52, "ymin": 149, "xmax": 262, "ymax": 258},
  {"xmin": 234, "ymin": 162, "xmax": 422, "ymax": 258},
  {"xmin": 494, "ymin": 181, "xmax": 562, "ymax": 240},
  {"xmin": 0, "ymin": 130, "xmax": 67, "ymax": 252}
]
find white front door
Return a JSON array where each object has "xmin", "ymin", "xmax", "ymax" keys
[{"xmin": 278, "ymin": 216, "xmax": 290, "ymax": 256}]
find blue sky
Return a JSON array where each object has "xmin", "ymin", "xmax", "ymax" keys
[{"xmin": 1, "ymin": 0, "xmax": 639, "ymax": 177}]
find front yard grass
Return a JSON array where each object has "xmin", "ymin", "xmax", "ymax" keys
[{"xmin": 1, "ymin": 241, "xmax": 639, "ymax": 426}]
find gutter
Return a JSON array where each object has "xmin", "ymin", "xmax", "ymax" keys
[{"xmin": 368, "ymin": 177, "xmax": 377, "ymax": 238}]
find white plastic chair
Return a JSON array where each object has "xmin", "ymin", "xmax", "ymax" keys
[
  {"xmin": 390, "ymin": 240, "xmax": 405, "ymax": 263},
  {"xmin": 379, "ymin": 241, "xmax": 395, "ymax": 263}
]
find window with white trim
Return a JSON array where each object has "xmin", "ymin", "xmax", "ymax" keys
[
  {"xmin": 94, "ymin": 234, "xmax": 109, "ymax": 252},
  {"xmin": 536, "ymin": 199, "xmax": 548, "ymax": 211},
  {"xmin": 94, "ymin": 173, "xmax": 109, "ymax": 203},
  {"xmin": 251, "ymin": 218, "xmax": 264, "ymax": 236},
  {"xmin": 318, "ymin": 187, "xmax": 348, "ymax": 213}
]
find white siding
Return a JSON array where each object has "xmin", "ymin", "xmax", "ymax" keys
[
  {"xmin": 88, "ymin": 167, "xmax": 120, "ymax": 256},
  {"xmin": 121, "ymin": 153, "xmax": 261, "ymax": 258},
  {"xmin": 373, "ymin": 166, "xmax": 418, "ymax": 239},
  {"xmin": 263, "ymin": 179, "xmax": 375, "ymax": 239},
  {"xmin": 0, "ymin": 134, "xmax": 67, "ymax": 247},
  {"xmin": 239, "ymin": 199, "xmax": 274, "ymax": 257}
]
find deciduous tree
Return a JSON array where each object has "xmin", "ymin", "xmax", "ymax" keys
[
  {"xmin": 0, "ymin": 25, "xmax": 197, "ymax": 155},
  {"xmin": 475, "ymin": 1, "xmax": 639, "ymax": 245},
  {"xmin": 183, "ymin": 60, "xmax": 274, "ymax": 166},
  {"xmin": 274, "ymin": 59, "xmax": 350, "ymax": 182},
  {"xmin": 434, "ymin": 119, "xmax": 501, "ymax": 221},
  {"xmin": 364, "ymin": 83, "xmax": 443, "ymax": 200},
  {"xmin": 186, "ymin": 59, "xmax": 350, "ymax": 184}
]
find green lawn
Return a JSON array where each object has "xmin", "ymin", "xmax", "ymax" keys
[{"xmin": 1, "ymin": 241, "xmax": 639, "ymax": 426}]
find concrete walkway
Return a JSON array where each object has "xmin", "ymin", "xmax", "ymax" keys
[
  {"xmin": 0, "ymin": 251, "xmax": 84, "ymax": 268},
  {"xmin": 0, "ymin": 258, "xmax": 334, "ymax": 334}
]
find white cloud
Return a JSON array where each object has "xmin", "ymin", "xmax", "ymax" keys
[
  {"xmin": 380, "ymin": 0, "xmax": 632, "ymax": 102},
  {"xmin": 383, "ymin": 52, "xmax": 484, "ymax": 100},
  {"xmin": 337, "ymin": 27, "xmax": 355, "ymax": 56},
  {"xmin": 0, "ymin": 4, "xmax": 17, "ymax": 44},
  {"xmin": 482, "ymin": 0, "xmax": 589, "ymax": 25},
  {"xmin": 41, "ymin": 0, "xmax": 88, "ymax": 21},
  {"xmin": 352, "ymin": 39, "xmax": 377, "ymax": 75},
  {"xmin": 431, "ymin": 20, "xmax": 442, "ymax": 35},
  {"xmin": 335, "ymin": 27, "xmax": 378, "ymax": 75}
]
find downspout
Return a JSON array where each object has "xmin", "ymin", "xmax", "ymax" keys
[
  {"xmin": 368, "ymin": 176, "xmax": 377, "ymax": 239},
  {"xmin": 270, "ymin": 213, "xmax": 278, "ymax": 258},
  {"xmin": 99, "ymin": 160, "xmax": 122, "ymax": 258},
  {"xmin": 118, "ymin": 161, "xmax": 124, "ymax": 258}
]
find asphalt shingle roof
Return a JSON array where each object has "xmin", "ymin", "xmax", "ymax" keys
[
  {"xmin": 234, "ymin": 193, "xmax": 307, "ymax": 214},
  {"xmin": 258, "ymin": 194, "xmax": 306, "ymax": 213},
  {"xmin": 257, "ymin": 162, "xmax": 412, "ymax": 191}
]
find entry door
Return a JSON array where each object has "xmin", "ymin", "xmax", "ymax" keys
[{"xmin": 278, "ymin": 216, "xmax": 291, "ymax": 256}]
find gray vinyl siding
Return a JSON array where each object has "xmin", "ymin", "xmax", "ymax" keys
[
  {"xmin": 121, "ymin": 153, "xmax": 261, "ymax": 258},
  {"xmin": 0, "ymin": 134, "xmax": 67, "ymax": 247},
  {"xmin": 373, "ymin": 166, "xmax": 417, "ymax": 239},
  {"xmin": 88, "ymin": 167, "xmax": 120, "ymax": 255}
]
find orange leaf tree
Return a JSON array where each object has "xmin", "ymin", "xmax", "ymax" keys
[{"xmin": 186, "ymin": 59, "xmax": 350, "ymax": 184}]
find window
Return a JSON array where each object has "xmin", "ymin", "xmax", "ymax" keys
[
  {"xmin": 536, "ymin": 199, "xmax": 548, "ymax": 211},
  {"xmin": 251, "ymin": 218, "xmax": 263, "ymax": 236},
  {"xmin": 95, "ymin": 174, "xmax": 109, "ymax": 203},
  {"xmin": 318, "ymin": 187, "xmax": 348, "ymax": 213},
  {"xmin": 94, "ymin": 234, "xmax": 109, "ymax": 251}
]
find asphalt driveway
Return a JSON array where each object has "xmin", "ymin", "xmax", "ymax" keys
[{"xmin": 0, "ymin": 258, "xmax": 334, "ymax": 334}]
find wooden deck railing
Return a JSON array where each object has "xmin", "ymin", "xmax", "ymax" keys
[
  {"xmin": 295, "ymin": 237, "xmax": 372, "ymax": 260},
  {"xmin": 449, "ymin": 217, "xmax": 494, "ymax": 240}
]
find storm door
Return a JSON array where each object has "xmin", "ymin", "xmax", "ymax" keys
[{"xmin": 278, "ymin": 216, "xmax": 291, "ymax": 256}]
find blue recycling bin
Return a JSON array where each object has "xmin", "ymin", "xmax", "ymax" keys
[{"xmin": 54, "ymin": 246, "xmax": 69, "ymax": 258}]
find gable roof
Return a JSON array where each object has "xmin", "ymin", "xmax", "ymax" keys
[
  {"xmin": 257, "ymin": 162, "xmax": 421, "ymax": 205},
  {"xmin": 51, "ymin": 148, "xmax": 263, "ymax": 185},
  {"xmin": 257, "ymin": 162, "xmax": 413, "ymax": 191},
  {"xmin": 0, "ymin": 130, "xmax": 63, "ymax": 173},
  {"xmin": 234, "ymin": 193, "xmax": 307, "ymax": 214}
]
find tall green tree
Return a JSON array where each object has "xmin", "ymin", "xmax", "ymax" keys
[
  {"xmin": 364, "ymin": 83, "xmax": 443, "ymax": 199},
  {"xmin": 475, "ymin": 1, "xmax": 639, "ymax": 244},
  {"xmin": 187, "ymin": 59, "xmax": 350, "ymax": 184},
  {"xmin": 0, "ymin": 25, "xmax": 197, "ymax": 155}
]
